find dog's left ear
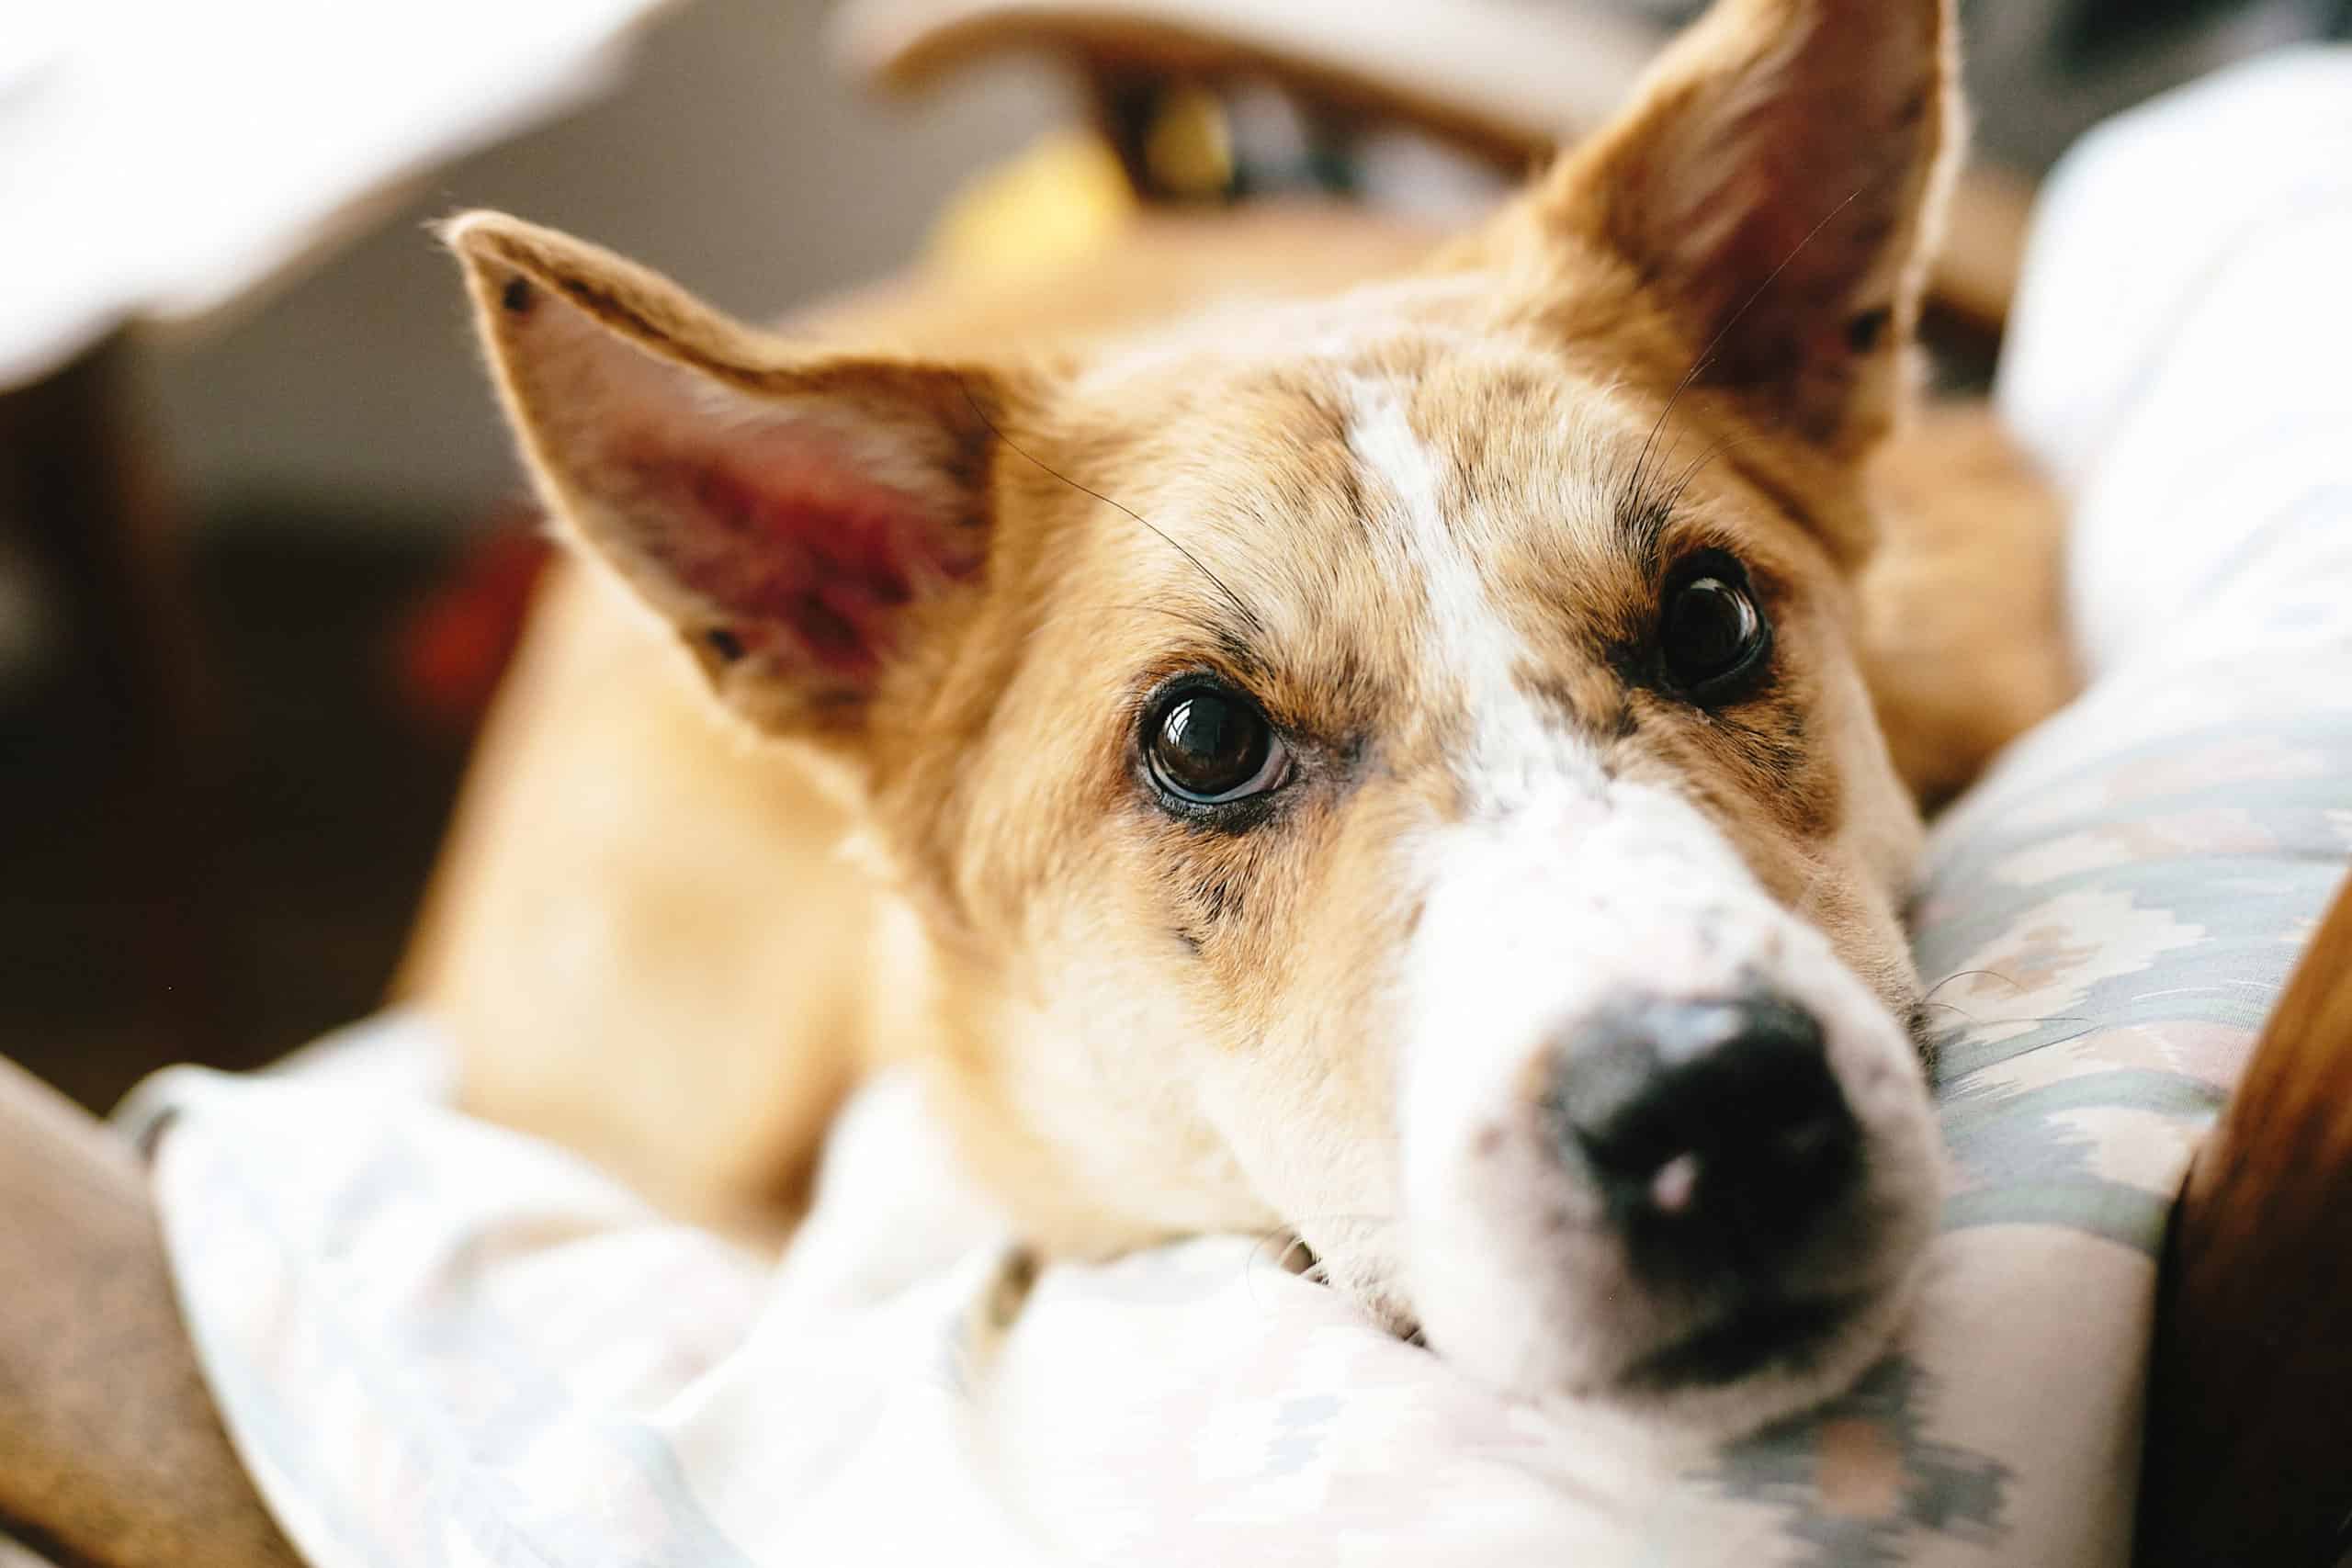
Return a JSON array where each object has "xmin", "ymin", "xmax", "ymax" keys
[
  {"xmin": 1504, "ymin": 0, "xmax": 1959, "ymax": 455},
  {"xmin": 445, "ymin": 211, "xmax": 1016, "ymax": 747}
]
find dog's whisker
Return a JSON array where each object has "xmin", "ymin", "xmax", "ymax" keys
[
  {"xmin": 1921, "ymin": 968, "xmax": 2027, "ymax": 1000},
  {"xmin": 1238, "ymin": 1213, "xmax": 1398, "ymax": 1302},
  {"xmin": 2124, "ymin": 982, "xmax": 2279, "ymax": 1003},
  {"xmin": 954, "ymin": 377, "xmax": 1267, "ymax": 639},
  {"xmin": 1917, "ymin": 998, "xmax": 2096, "ymax": 1031},
  {"xmin": 1238, "ymin": 1230, "xmax": 1304, "ymax": 1315},
  {"xmin": 1238, "ymin": 1219, "xmax": 1396, "ymax": 1314}
]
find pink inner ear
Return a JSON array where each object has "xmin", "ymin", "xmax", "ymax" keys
[{"xmin": 617, "ymin": 434, "xmax": 983, "ymax": 681}]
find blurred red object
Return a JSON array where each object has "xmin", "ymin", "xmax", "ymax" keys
[{"xmin": 392, "ymin": 507, "xmax": 549, "ymax": 738}]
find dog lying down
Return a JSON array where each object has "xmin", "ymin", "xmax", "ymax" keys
[{"xmin": 427, "ymin": 0, "xmax": 2072, "ymax": 1437}]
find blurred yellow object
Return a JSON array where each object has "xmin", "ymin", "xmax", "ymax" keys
[
  {"xmin": 1143, "ymin": 83, "xmax": 1234, "ymax": 199},
  {"xmin": 924, "ymin": 129, "xmax": 1138, "ymax": 281}
]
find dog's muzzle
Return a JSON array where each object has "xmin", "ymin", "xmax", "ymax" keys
[{"xmin": 1388, "ymin": 781, "xmax": 1940, "ymax": 1430}]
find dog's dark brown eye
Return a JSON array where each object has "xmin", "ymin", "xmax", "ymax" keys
[
  {"xmin": 1660, "ymin": 558, "xmax": 1770, "ymax": 701},
  {"xmin": 1146, "ymin": 684, "xmax": 1286, "ymax": 806}
]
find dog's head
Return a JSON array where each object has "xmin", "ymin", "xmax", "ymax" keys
[{"xmin": 452, "ymin": 0, "xmax": 1954, "ymax": 1431}]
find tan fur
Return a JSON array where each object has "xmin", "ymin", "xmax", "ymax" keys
[
  {"xmin": 412, "ymin": 0, "xmax": 2074, "ymax": 1416},
  {"xmin": 1864, "ymin": 401, "xmax": 2076, "ymax": 807}
]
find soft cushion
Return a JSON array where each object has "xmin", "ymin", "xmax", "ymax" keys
[{"xmin": 123, "ymin": 48, "xmax": 2352, "ymax": 1568}]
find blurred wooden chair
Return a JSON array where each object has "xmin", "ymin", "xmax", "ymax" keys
[{"xmin": 838, "ymin": 0, "xmax": 2033, "ymax": 337}]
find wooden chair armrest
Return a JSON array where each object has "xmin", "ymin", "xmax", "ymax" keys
[
  {"xmin": 832, "ymin": 0, "xmax": 2030, "ymax": 331},
  {"xmin": 0, "ymin": 1056, "xmax": 302, "ymax": 1568},
  {"xmin": 2138, "ymin": 872, "xmax": 2352, "ymax": 1568},
  {"xmin": 838, "ymin": 0, "xmax": 1655, "ymax": 169}
]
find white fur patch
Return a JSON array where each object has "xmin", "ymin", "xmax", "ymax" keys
[{"xmin": 1340, "ymin": 374, "xmax": 1605, "ymax": 808}]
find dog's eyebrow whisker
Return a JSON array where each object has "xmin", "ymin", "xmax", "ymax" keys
[
  {"xmin": 1683, "ymin": 184, "xmax": 1867, "ymax": 400},
  {"xmin": 954, "ymin": 377, "xmax": 1269, "ymax": 640},
  {"xmin": 1624, "ymin": 430, "xmax": 1747, "ymax": 553},
  {"xmin": 1623, "ymin": 184, "xmax": 1866, "ymax": 524},
  {"xmin": 1624, "ymin": 378, "xmax": 1683, "ymax": 525},
  {"xmin": 1660, "ymin": 434, "xmax": 1748, "ymax": 517},
  {"xmin": 1620, "ymin": 412, "xmax": 1683, "ymax": 546}
]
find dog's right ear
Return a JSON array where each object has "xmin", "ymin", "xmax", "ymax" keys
[
  {"xmin": 445, "ymin": 211, "xmax": 1012, "ymax": 743},
  {"xmin": 1489, "ymin": 0, "xmax": 1958, "ymax": 459}
]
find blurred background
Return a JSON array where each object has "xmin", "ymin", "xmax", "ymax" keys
[{"xmin": 4, "ymin": 0, "xmax": 2345, "ymax": 1111}]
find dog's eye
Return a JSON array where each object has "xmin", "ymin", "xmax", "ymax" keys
[
  {"xmin": 1146, "ymin": 683, "xmax": 1288, "ymax": 806},
  {"xmin": 1659, "ymin": 556, "xmax": 1770, "ymax": 702}
]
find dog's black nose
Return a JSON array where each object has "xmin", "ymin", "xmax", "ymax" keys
[{"xmin": 1546, "ymin": 993, "xmax": 1859, "ymax": 1280}]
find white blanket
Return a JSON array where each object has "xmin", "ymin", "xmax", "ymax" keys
[
  {"xmin": 0, "ymin": 0, "xmax": 668, "ymax": 389},
  {"xmin": 123, "ymin": 48, "xmax": 2352, "ymax": 1568}
]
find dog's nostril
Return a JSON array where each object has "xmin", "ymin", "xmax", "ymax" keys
[{"xmin": 1546, "ymin": 993, "xmax": 1860, "ymax": 1279}]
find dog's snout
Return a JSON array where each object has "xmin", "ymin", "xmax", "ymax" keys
[{"xmin": 1546, "ymin": 994, "xmax": 1860, "ymax": 1278}]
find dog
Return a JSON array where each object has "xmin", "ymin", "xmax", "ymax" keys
[{"xmin": 423, "ymin": 0, "xmax": 2073, "ymax": 1433}]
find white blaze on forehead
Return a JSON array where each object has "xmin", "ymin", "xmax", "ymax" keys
[{"xmin": 1339, "ymin": 372, "xmax": 1601, "ymax": 809}]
